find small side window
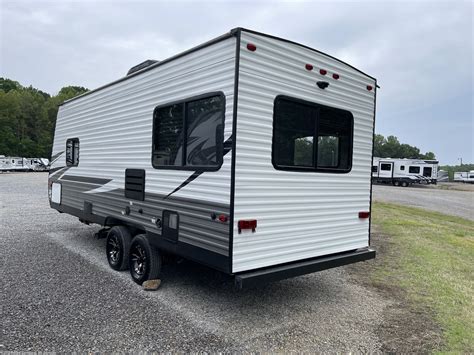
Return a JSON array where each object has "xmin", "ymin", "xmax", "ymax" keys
[
  {"xmin": 372, "ymin": 166, "xmax": 378, "ymax": 173},
  {"xmin": 66, "ymin": 138, "xmax": 80, "ymax": 166},
  {"xmin": 400, "ymin": 165, "xmax": 405, "ymax": 170}
]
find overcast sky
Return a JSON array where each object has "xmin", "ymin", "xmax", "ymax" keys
[{"xmin": 1, "ymin": 0, "xmax": 472, "ymax": 164}]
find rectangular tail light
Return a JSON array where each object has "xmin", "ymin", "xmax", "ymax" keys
[{"xmin": 238, "ymin": 219, "xmax": 257, "ymax": 233}]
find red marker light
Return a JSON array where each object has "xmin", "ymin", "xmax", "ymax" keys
[
  {"xmin": 247, "ymin": 43, "xmax": 257, "ymax": 51},
  {"xmin": 305, "ymin": 64, "xmax": 313, "ymax": 71},
  {"xmin": 359, "ymin": 211, "xmax": 370, "ymax": 219},
  {"xmin": 218, "ymin": 214, "xmax": 228, "ymax": 223},
  {"xmin": 367, "ymin": 85, "xmax": 373, "ymax": 91},
  {"xmin": 238, "ymin": 219, "xmax": 257, "ymax": 233},
  {"xmin": 319, "ymin": 69, "xmax": 327, "ymax": 75},
  {"xmin": 332, "ymin": 73, "xmax": 340, "ymax": 79}
]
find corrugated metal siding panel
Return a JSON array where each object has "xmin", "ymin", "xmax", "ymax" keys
[
  {"xmin": 50, "ymin": 37, "xmax": 236, "ymax": 255},
  {"xmin": 232, "ymin": 32, "xmax": 376, "ymax": 272}
]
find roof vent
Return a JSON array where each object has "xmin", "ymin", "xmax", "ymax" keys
[{"xmin": 127, "ymin": 59, "xmax": 159, "ymax": 76}]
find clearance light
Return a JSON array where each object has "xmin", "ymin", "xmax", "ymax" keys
[
  {"xmin": 332, "ymin": 73, "xmax": 340, "ymax": 79},
  {"xmin": 319, "ymin": 69, "xmax": 327, "ymax": 75},
  {"xmin": 305, "ymin": 64, "xmax": 314, "ymax": 71},
  {"xmin": 247, "ymin": 43, "xmax": 257, "ymax": 51},
  {"xmin": 359, "ymin": 211, "xmax": 370, "ymax": 219},
  {"xmin": 238, "ymin": 219, "xmax": 257, "ymax": 233},
  {"xmin": 218, "ymin": 214, "xmax": 228, "ymax": 223},
  {"xmin": 367, "ymin": 85, "xmax": 373, "ymax": 91}
]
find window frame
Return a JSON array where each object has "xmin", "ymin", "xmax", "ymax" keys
[
  {"xmin": 271, "ymin": 95, "xmax": 354, "ymax": 174},
  {"xmin": 151, "ymin": 92, "xmax": 225, "ymax": 171},
  {"xmin": 66, "ymin": 138, "xmax": 80, "ymax": 167},
  {"xmin": 409, "ymin": 166, "xmax": 420, "ymax": 174}
]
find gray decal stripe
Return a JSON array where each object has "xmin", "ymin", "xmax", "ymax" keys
[
  {"xmin": 165, "ymin": 135, "xmax": 233, "ymax": 199},
  {"xmin": 51, "ymin": 151, "xmax": 65, "ymax": 163},
  {"xmin": 49, "ymin": 166, "xmax": 67, "ymax": 174},
  {"xmin": 60, "ymin": 175, "xmax": 112, "ymax": 185}
]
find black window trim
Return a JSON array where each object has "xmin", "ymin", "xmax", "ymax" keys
[
  {"xmin": 151, "ymin": 91, "xmax": 225, "ymax": 171},
  {"xmin": 66, "ymin": 137, "xmax": 80, "ymax": 167},
  {"xmin": 271, "ymin": 95, "xmax": 354, "ymax": 174}
]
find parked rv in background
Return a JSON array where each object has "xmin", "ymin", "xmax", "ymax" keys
[
  {"xmin": 0, "ymin": 156, "xmax": 50, "ymax": 172},
  {"xmin": 372, "ymin": 157, "xmax": 438, "ymax": 187},
  {"xmin": 454, "ymin": 171, "xmax": 474, "ymax": 183}
]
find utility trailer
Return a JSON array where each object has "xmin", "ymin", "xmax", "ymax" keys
[
  {"xmin": 49, "ymin": 28, "xmax": 377, "ymax": 288},
  {"xmin": 372, "ymin": 157, "xmax": 438, "ymax": 187}
]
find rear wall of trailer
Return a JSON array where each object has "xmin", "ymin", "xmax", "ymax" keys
[{"xmin": 232, "ymin": 31, "xmax": 376, "ymax": 272}]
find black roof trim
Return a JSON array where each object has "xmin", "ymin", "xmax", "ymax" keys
[{"xmin": 61, "ymin": 27, "xmax": 376, "ymax": 106}]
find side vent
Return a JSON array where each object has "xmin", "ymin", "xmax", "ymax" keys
[{"xmin": 125, "ymin": 169, "xmax": 145, "ymax": 201}]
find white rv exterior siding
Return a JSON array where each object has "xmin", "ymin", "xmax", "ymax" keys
[
  {"xmin": 232, "ymin": 32, "xmax": 376, "ymax": 272},
  {"xmin": 51, "ymin": 37, "xmax": 237, "ymax": 256}
]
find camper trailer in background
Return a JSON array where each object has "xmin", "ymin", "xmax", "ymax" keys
[
  {"xmin": 0, "ymin": 157, "xmax": 28, "ymax": 172},
  {"xmin": 372, "ymin": 157, "xmax": 438, "ymax": 187},
  {"xmin": 454, "ymin": 171, "xmax": 474, "ymax": 183},
  {"xmin": 0, "ymin": 156, "xmax": 50, "ymax": 172},
  {"xmin": 48, "ymin": 28, "xmax": 377, "ymax": 288}
]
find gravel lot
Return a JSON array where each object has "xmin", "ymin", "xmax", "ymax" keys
[
  {"xmin": 1, "ymin": 173, "xmax": 437, "ymax": 352},
  {"xmin": 373, "ymin": 184, "xmax": 473, "ymax": 221}
]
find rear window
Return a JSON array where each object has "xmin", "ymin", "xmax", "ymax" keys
[{"xmin": 272, "ymin": 96, "xmax": 353, "ymax": 173}]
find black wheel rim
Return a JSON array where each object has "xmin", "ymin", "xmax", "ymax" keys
[
  {"xmin": 107, "ymin": 234, "xmax": 120, "ymax": 265},
  {"xmin": 130, "ymin": 244, "xmax": 146, "ymax": 279}
]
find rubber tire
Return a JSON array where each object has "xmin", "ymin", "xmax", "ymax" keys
[
  {"xmin": 401, "ymin": 181, "xmax": 408, "ymax": 187},
  {"xmin": 106, "ymin": 226, "xmax": 132, "ymax": 271},
  {"xmin": 393, "ymin": 180, "xmax": 400, "ymax": 186},
  {"xmin": 129, "ymin": 234, "xmax": 162, "ymax": 285}
]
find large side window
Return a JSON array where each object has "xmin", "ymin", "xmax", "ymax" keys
[
  {"xmin": 409, "ymin": 166, "xmax": 420, "ymax": 174},
  {"xmin": 273, "ymin": 96, "xmax": 353, "ymax": 172},
  {"xmin": 152, "ymin": 93, "xmax": 225, "ymax": 170},
  {"xmin": 66, "ymin": 138, "xmax": 79, "ymax": 166}
]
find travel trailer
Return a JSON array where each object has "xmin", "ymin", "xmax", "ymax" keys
[
  {"xmin": 454, "ymin": 171, "xmax": 474, "ymax": 183},
  {"xmin": 49, "ymin": 28, "xmax": 377, "ymax": 288},
  {"xmin": 0, "ymin": 157, "xmax": 29, "ymax": 172},
  {"xmin": 372, "ymin": 157, "xmax": 438, "ymax": 186}
]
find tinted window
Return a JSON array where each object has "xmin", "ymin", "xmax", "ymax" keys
[
  {"xmin": 66, "ymin": 138, "xmax": 79, "ymax": 166},
  {"xmin": 153, "ymin": 104, "xmax": 184, "ymax": 166},
  {"xmin": 185, "ymin": 96, "xmax": 223, "ymax": 167},
  {"xmin": 152, "ymin": 94, "xmax": 224, "ymax": 169},
  {"xmin": 273, "ymin": 97, "xmax": 353, "ymax": 172},
  {"xmin": 380, "ymin": 163, "xmax": 392, "ymax": 171},
  {"xmin": 372, "ymin": 166, "xmax": 378, "ymax": 173},
  {"xmin": 400, "ymin": 165, "xmax": 405, "ymax": 170},
  {"xmin": 409, "ymin": 166, "xmax": 420, "ymax": 174}
]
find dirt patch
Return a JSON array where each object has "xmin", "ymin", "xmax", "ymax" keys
[{"xmin": 346, "ymin": 225, "xmax": 444, "ymax": 352}]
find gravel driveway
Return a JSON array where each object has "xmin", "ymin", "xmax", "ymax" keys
[
  {"xmin": 0, "ymin": 173, "xmax": 426, "ymax": 352},
  {"xmin": 372, "ymin": 184, "xmax": 473, "ymax": 221}
]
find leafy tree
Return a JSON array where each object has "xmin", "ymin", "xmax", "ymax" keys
[
  {"xmin": 0, "ymin": 78, "xmax": 88, "ymax": 158},
  {"xmin": 374, "ymin": 133, "xmax": 436, "ymax": 160}
]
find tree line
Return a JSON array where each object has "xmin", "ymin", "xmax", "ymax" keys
[
  {"xmin": 0, "ymin": 78, "xmax": 88, "ymax": 158},
  {"xmin": 1, "ymin": 77, "xmax": 437, "ymax": 161}
]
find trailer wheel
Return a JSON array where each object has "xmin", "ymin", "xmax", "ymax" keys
[
  {"xmin": 106, "ymin": 226, "xmax": 132, "ymax": 271},
  {"xmin": 129, "ymin": 234, "xmax": 162, "ymax": 285},
  {"xmin": 401, "ymin": 181, "xmax": 409, "ymax": 187},
  {"xmin": 393, "ymin": 181, "xmax": 400, "ymax": 186}
]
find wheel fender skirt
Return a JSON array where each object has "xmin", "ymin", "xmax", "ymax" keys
[{"xmin": 234, "ymin": 248, "xmax": 376, "ymax": 289}]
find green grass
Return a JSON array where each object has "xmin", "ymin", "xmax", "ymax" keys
[{"xmin": 372, "ymin": 202, "xmax": 474, "ymax": 353}]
